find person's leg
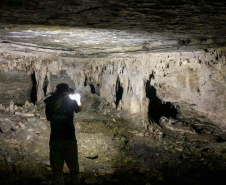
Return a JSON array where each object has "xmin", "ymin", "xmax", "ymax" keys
[
  {"xmin": 50, "ymin": 141, "xmax": 65, "ymax": 185},
  {"xmin": 64, "ymin": 139, "xmax": 80, "ymax": 185}
]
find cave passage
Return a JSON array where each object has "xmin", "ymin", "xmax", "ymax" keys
[
  {"xmin": 146, "ymin": 80, "xmax": 178, "ymax": 124},
  {"xmin": 115, "ymin": 77, "xmax": 123, "ymax": 108},
  {"xmin": 30, "ymin": 72, "xmax": 37, "ymax": 104}
]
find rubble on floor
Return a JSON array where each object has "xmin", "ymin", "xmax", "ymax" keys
[{"xmin": 0, "ymin": 93, "xmax": 226, "ymax": 185}]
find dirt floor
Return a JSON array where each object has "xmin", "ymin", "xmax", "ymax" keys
[{"xmin": 0, "ymin": 95, "xmax": 226, "ymax": 185}]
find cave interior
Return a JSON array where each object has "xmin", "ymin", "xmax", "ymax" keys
[{"xmin": 0, "ymin": 0, "xmax": 226, "ymax": 185}]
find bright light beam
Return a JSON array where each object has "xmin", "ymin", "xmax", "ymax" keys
[{"xmin": 69, "ymin": 93, "xmax": 81, "ymax": 105}]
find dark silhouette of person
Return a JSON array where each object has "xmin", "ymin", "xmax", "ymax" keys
[{"xmin": 44, "ymin": 83, "xmax": 82, "ymax": 185}]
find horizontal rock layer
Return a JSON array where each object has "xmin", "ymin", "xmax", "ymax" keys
[{"xmin": 0, "ymin": 0, "xmax": 225, "ymax": 36}]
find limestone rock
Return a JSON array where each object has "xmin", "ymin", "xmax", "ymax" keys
[
  {"xmin": 15, "ymin": 112, "xmax": 35, "ymax": 117},
  {"xmin": 0, "ymin": 27, "xmax": 225, "ymax": 132},
  {"xmin": 0, "ymin": 119, "xmax": 15, "ymax": 133},
  {"xmin": 159, "ymin": 117, "xmax": 195, "ymax": 134},
  {"xmin": 9, "ymin": 101, "xmax": 14, "ymax": 112}
]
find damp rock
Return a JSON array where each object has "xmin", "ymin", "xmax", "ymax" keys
[{"xmin": 82, "ymin": 93, "xmax": 109, "ymax": 111}]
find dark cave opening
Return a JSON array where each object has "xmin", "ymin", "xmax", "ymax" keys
[
  {"xmin": 115, "ymin": 77, "xmax": 123, "ymax": 108},
  {"xmin": 30, "ymin": 72, "xmax": 37, "ymax": 104},
  {"xmin": 90, "ymin": 84, "xmax": 96, "ymax": 94},
  {"xmin": 84, "ymin": 77, "xmax": 97, "ymax": 94},
  {"xmin": 43, "ymin": 75, "xmax": 48, "ymax": 97},
  {"xmin": 146, "ymin": 80, "xmax": 178, "ymax": 124}
]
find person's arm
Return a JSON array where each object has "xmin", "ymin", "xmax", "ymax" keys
[
  {"xmin": 73, "ymin": 100, "xmax": 82, "ymax": 113},
  {"xmin": 73, "ymin": 94, "xmax": 82, "ymax": 112},
  {"xmin": 78, "ymin": 102, "xmax": 82, "ymax": 112},
  {"xmin": 67, "ymin": 93, "xmax": 82, "ymax": 113}
]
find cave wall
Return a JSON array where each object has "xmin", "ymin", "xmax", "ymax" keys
[
  {"xmin": 49, "ymin": 70, "xmax": 75, "ymax": 94},
  {"xmin": 0, "ymin": 70, "xmax": 32, "ymax": 105},
  {"xmin": 0, "ymin": 44, "xmax": 225, "ymax": 129}
]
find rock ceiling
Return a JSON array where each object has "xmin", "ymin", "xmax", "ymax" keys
[{"xmin": 0, "ymin": 0, "xmax": 226, "ymax": 57}]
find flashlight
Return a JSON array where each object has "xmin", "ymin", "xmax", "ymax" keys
[{"xmin": 69, "ymin": 93, "xmax": 81, "ymax": 105}]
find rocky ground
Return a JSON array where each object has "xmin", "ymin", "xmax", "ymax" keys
[{"xmin": 0, "ymin": 93, "xmax": 226, "ymax": 185}]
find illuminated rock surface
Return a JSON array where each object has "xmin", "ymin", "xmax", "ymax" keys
[
  {"xmin": 0, "ymin": 43, "xmax": 225, "ymax": 130},
  {"xmin": 0, "ymin": 0, "xmax": 226, "ymax": 184}
]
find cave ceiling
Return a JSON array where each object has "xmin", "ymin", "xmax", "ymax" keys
[{"xmin": 0, "ymin": 0, "xmax": 226, "ymax": 58}]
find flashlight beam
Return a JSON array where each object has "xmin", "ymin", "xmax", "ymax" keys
[{"xmin": 69, "ymin": 93, "xmax": 81, "ymax": 105}]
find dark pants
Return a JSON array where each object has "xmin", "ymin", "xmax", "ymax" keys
[{"xmin": 49, "ymin": 139, "xmax": 79, "ymax": 185}]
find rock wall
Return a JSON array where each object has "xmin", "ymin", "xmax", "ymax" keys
[
  {"xmin": 0, "ymin": 70, "xmax": 32, "ymax": 105},
  {"xmin": 0, "ymin": 43, "xmax": 225, "ymax": 129}
]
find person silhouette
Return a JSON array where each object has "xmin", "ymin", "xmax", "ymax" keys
[{"xmin": 44, "ymin": 83, "xmax": 82, "ymax": 185}]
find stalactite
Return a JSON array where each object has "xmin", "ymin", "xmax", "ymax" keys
[{"xmin": 0, "ymin": 47, "xmax": 225, "ymax": 127}]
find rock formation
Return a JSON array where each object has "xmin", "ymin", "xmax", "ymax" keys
[
  {"xmin": 0, "ymin": 0, "xmax": 226, "ymax": 184},
  {"xmin": 0, "ymin": 40, "xmax": 225, "ymax": 130}
]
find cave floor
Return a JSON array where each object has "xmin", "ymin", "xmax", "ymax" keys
[{"xmin": 0, "ymin": 100, "xmax": 226, "ymax": 185}]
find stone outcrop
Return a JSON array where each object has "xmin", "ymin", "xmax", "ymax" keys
[{"xmin": 0, "ymin": 71, "xmax": 32, "ymax": 105}]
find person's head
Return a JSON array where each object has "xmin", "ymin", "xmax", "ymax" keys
[
  {"xmin": 55, "ymin": 83, "xmax": 69, "ymax": 95},
  {"xmin": 69, "ymin": 88, "xmax": 75, "ymax": 94}
]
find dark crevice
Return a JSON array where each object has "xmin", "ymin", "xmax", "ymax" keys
[
  {"xmin": 115, "ymin": 77, "xmax": 123, "ymax": 108},
  {"xmin": 90, "ymin": 84, "xmax": 96, "ymax": 94},
  {"xmin": 84, "ymin": 77, "xmax": 99, "ymax": 95},
  {"xmin": 14, "ymin": 103, "xmax": 25, "ymax": 107},
  {"xmin": 43, "ymin": 75, "xmax": 48, "ymax": 97},
  {"xmin": 84, "ymin": 77, "xmax": 87, "ymax": 86},
  {"xmin": 192, "ymin": 124, "xmax": 203, "ymax": 134},
  {"xmin": 146, "ymin": 80, "xmax": 178, "ymax": 124},
  {"xmin": 216, "ymin": 136, "xmax": 226, "ymax": 143},
  {"xmin": 30, "ymin": 72, "xmax": 37, "ymax": 104}
]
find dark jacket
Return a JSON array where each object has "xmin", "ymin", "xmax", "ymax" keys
[{"xmin": 44, "ymin": 93, "xmax": 80, "ymax": 141}]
